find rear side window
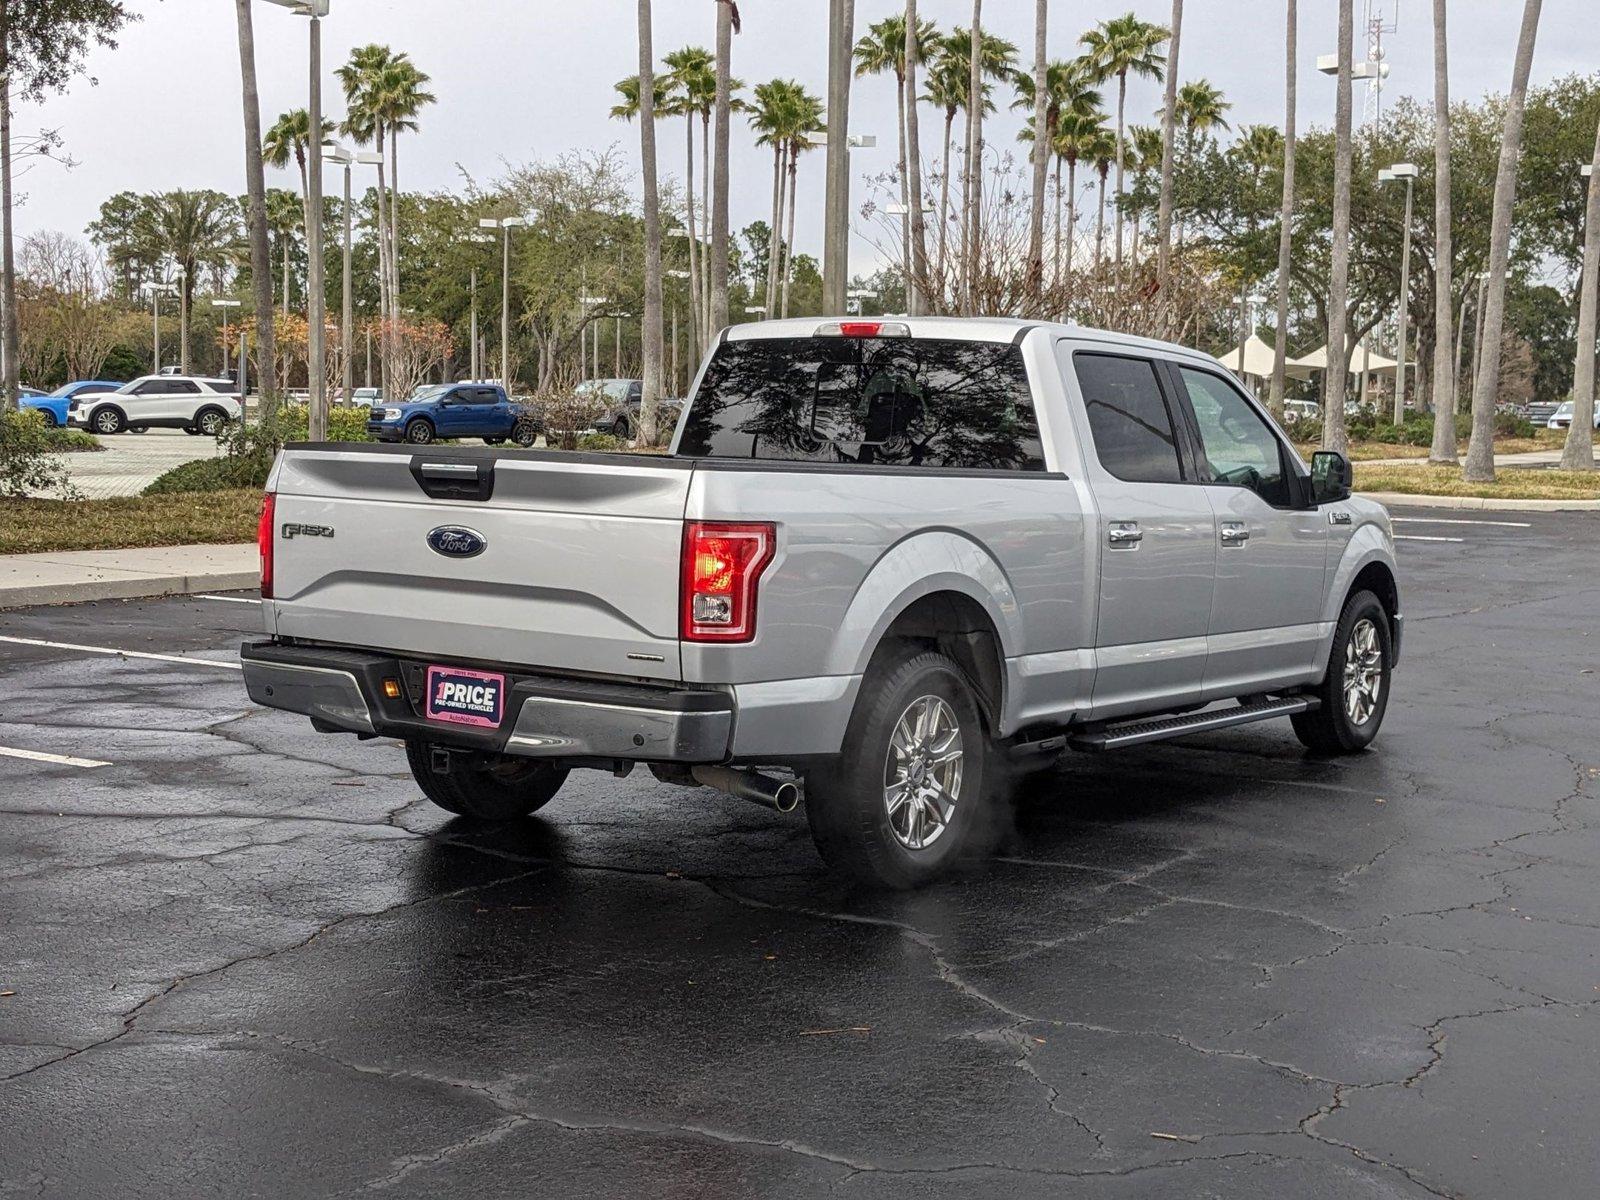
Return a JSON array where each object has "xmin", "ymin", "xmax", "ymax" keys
[
  {"xmin": 678, "ymin": 337, "xmax": 1045, "ymax": 471},
  {"xmin": 1074, "ymin": 353, "xmax": 1183, "ymax": 484}
]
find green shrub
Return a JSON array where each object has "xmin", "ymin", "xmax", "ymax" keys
[
  {"xmin": 41, "ymin": 427, "xmax": 102, "ymax": 453},
  {"xmin": 265, "ymin": 402, "xmax": 375, "ymax": 443},
  {"xmin": 143, "ymin": 455, "xmax": 272, "ymax": 496},
  {"xmin": 575, "ymin": 432, "xmax": 622, "ymax": 452},
  {"xmin": 1494, "ymin": 410, "xmax": 1536, "ymax": 438},
  {"xmin": 0, "ymin": 409, "xmax": 77, "ymax": 500}
]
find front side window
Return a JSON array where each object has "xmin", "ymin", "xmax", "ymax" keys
[
  {"xmin": 679, "ymin": 337, "xmax": 1045, "ymax": 471},
  {"xmin": 1074, "ymin": 353, "xmax": 1183, "ymax": 483},
  {"xmin": 135, "ymin": 380, "xmax": 169, "ymax": 396},
  {"xmin": 1180, "ymin": 368, "xmax": 1292, "ymax": 506}
]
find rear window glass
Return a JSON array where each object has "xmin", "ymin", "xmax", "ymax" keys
[
  {"xmin": 677, "ymin": 337, "xmax": 1045, "ymax": 471},
  {"xmin": 1074, "ymin": 353, "xmax": 1183, "ymax": 484}
]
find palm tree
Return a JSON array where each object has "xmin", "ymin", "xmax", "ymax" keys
[
  {"xmin": 233, "ymin": 0, "xmax": 277, "ymax": 414},
  {"xmin": 710, "ymin": 0, "xmax": 740, "ymax": 334},
  {"xmin": 1269, "ymin": 0, "xmax": 1297, "ymax": 422},
  {"xmin": 1014, "ymin": 60, "xmax": 1101, "ymax": 292},
  {"xmin": 664, "ymin": 46, "xmax": 715, "ymax": 352},
  {"xmin": 1172, "ymin": 79, "xmax": 1230, "ymax": 250},
  {"xmin": 780, "ymin": 87, "xmax": 826, "ymax": 317},
  {"xmin": 1085, "ymin": 123, "xmax": 1118, "ymax": 270},
  {"xmin": 1155, "ymin": 0, "xmax": 1183, "ymax": 306},
  {"xmin": 263, "ymin": 108, "xmax": 332, "ymax": 278},
  {"xmin": 1027, "ymin": 0, "xmax": 1049, "ymax": 308},
  {"xmin": 133, "ymin": 191, "xmax": 241, "ymax": 374},
  {"xmin": 965, "ymin": 0, "xmax": 984, "ymax": 313},
  {"xmin": 1427, "ymin": 0, "xmax": 1458, "ymax": 464},
  {"xmin": 1464, "ymin": 0, "xmax": 1544, "ymax": 482},
  {"xmin": 930, "ymin": 27, "xmax": 1015, "ymax": 308},
  {"xmin": 370, "ymin": 57, "xmax": 435, "ymax": 313},
  {"xmin": 1562, "ymin": 118, "xmax": 1600, "ymax": 471},
  {"xmin": 1125, "ymin": 122, "xmax": 1162, "ymax": 265},
  {"xmin": 637, "ymin": 0, "xmax": 664, "ymax": 446},
  {"xmin": 904, "ymin": 0, "xmax": 929, "ymax": 314},
  {"xmin": 749, "ymin": 79, "xmax": 798, "ymax": 316},
  {"xmin": 855, "ymin": 14, "xmax": 938, "ymax": 307},
  {"xmin": 1081, "ymin": 12, "xmax": 1169, "ymax": 281},
  {"xmin": 1324, "ymin": 0, "xmax": 1355, "ymax": 453},
  {"xmin": 265, "ymin": 188, "xmax": 302, "ymax": 317}
]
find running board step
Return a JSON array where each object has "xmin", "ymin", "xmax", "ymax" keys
[{"xmin": 1067, "ymin": 697, "xmax": 1318, "ymax": 753}]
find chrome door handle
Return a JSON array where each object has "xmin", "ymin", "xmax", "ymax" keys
[
  {"xmin": 1108, "ymin": 523, "xmax": 1143, "ymax": 548},
  {"xmin": 1220, "ymin": 524, "xmax": 1250, "ymax": 545}
]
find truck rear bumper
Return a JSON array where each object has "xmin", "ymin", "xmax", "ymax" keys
[{"xmin": 241, "ymin": 640, "xmax": 733, "ymax": 763}]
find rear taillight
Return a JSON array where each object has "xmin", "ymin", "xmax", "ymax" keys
[
  {"xmin": 258, "ymin": 492, "xmax": 275, "ymax": 599},
  {"xmin": 681, "ymin": 521, "xmax": 776, "ymax": 643}
]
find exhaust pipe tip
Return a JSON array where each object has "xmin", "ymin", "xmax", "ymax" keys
[{"xmin": 771, "ymin": 779, "xmax": 801, "ymax": 814}]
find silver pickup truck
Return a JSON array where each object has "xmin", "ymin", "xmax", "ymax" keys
[{"xmin": 243, "ymin": 317, "xmax": 1400, "ymax": 888}]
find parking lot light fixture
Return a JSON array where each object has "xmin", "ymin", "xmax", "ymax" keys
[
  {"xmin": 211, "ymin": 299, "xmax": 243, "ymax": 375},
  {"xmin": 480, "ymin": 217, "xmax": 529, "ymax": 393},
  {"xmin": 139, "ymin": 281, "xmax": 176, "ymax": 373}
]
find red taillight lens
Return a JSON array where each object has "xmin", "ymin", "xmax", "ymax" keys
[
  {"xmin": 257, "ymin": 492, "xmax": 275, "ymax": 599},
  {"xmin": 681, "ymin": 521, "xmax": 776, "ymax": 643}
]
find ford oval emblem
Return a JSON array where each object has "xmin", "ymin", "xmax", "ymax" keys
[{"xmin": 427, "ymin": 526, "xmax": 487, "ymax": 558}]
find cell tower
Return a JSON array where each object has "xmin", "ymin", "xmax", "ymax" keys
[{"xmin": 1364, "ymin": 0, "xmax": 1401, "ymax": 129}]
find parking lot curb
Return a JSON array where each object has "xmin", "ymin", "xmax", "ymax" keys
[
  {"xmin": 0, "ymin": 543, "xmax": 257, "ymax": 610},
  {"xmin": 1359, "ymin": 490, "xmax": 1600, "ymax": 512}
]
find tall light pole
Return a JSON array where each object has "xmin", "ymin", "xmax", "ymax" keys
[
  {"xmin": 479, "ymin": 216, "xmax": 526, "ymax": 394},
  {"xmin": 464, "ymin": 232, "xmax": 493, "ymax": 380},
  {"xmin": 814, "ymin": 132, "xmax": 878, "ymax": 312},
  {"xmin": 211, "ymin": 299, "xmax": 242, "ymax": 377},
  {"xmin": 324, "ymin": 142, "xmax": 355, "ymax": 406},
  {"xmin": 355, "ymin": 151, "xmax": 385, "ymax": 396},
  {"xmin": 1379, "ymin": 162, "xmax": 1419, "ymax": 423},
  {"xmin": 266, "ymin": 0, "xmax": 330, "ymax": 437},
  {"xmin": 139, "ymin": 282, "xmax": 175, "ymax": 373}
]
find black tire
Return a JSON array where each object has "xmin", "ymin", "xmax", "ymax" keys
[
  {"xmin": 194, "ymin": 407, "xmax": 227, "ymax": 437},
  {"xmin": 1292, "ymin": 589, "xmax": 1392, "ymax": 755},
  {"xmin": 129, "ymin": 425, "xmax": 148, "ymax": 434},
  {"xmin": 511, "ymin": 421, "xmax": 538, "ymax": 448},
  {"xmin": 404, "ymin": 740, "xmax": 569, "ymax": 821},
  {"xmin": 39, "ymin": 410, "xmax": 58, "ymax": 428},
  {"xmin": 405, "ymin": 418, "xmax": 435, "ymax": 445},
  {"xmin": 183, "ymin": 426, "xmax": 201, "ymax": 436},
  {"xmin": 806, "ymin": 646, "xmax": 990, "ymax": 889},
  {"xmin": 90, "ymin": 406, "xmax": 125, "ymax": 435},
  {"xmin": 613, "ymin": 416, "xmax": 632, "ymax": 441},
  {"xmin": 484, "ymin": 437, "xmax": 506, "ymax": 446}
]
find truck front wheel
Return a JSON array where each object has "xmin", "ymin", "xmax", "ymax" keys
[
  {"xmin": 404, "ymin": 740, "xmax": 569, "ymax": 821},
  {"xmin": 1291, "ymin": 589, "xmax": 1392, "ymax": 754},
  {"xmin": 806, "ymin": 647, "xmax": 991, "ymax": 889}
]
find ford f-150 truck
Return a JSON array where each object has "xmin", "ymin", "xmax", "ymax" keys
[{"xmin": 243, "ymin": 317, "xmax": 1400, "ymax": 888}]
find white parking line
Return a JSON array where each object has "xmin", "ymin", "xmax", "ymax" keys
[
  {"xmin": 0, "ymin": 635, "xmax": 241, "ymax": 671},
  {"xmin": 0, "ymin": 746, "xmax": 111, "ymax": 769},
  {"xmin": 1393, "ymin": 517, "xmax": 1531, "ymax": 528},
  {"xmin": 1395, "ymin": 534, "xmax": 1466, "ymax": 543},
  {"xmin": 198, "ymin": 594, "xmax": 261, "ymax": 605}
]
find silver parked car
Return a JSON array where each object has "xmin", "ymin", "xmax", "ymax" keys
[{"xmin": 243, "ymin": 317, "xmax": 1401, "ymax": 888}]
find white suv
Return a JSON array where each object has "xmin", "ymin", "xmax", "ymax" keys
[{"xmin": 70, "ymin": 375, "xmax": 243, "ymax": 437}]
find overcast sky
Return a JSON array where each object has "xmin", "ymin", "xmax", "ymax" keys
[{"xmin": 16, "ymin": 0, "xmax": 1599, "ymax": 276}]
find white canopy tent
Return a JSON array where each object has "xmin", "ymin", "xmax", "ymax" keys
[
  {"xmin": 1289, "ymin": 339, "xmax": 1409, "ymax": 377},
  {"xmin": 1222, "ymin": 333, "xmax": 1317, "ymax": 382}
]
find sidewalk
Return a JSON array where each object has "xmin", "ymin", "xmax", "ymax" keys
[
  {"xmin": 1361, "ymin": 449, "xmax": 1573, "ymax": 468},
  {"xmin": 0, "ymin": 543, "xmax": 256, "ymax": 610}
]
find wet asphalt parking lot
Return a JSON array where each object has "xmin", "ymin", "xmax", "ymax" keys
[{"xmin": 1, "ymin": 506, "xmax": 1597, "ymax": 1199}]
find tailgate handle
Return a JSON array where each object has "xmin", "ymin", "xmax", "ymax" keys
[{"xmin": 409, "ymin": 456, "xmax": 495, "ymax": 502}]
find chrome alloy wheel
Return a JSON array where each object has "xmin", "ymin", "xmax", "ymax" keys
[
  {"xmin": 884, "ymin": 694, "xmax": 964, "ymax": 851},
  {"xmin": 1343, "ymin": 617, "xmax": 1384, "ymax": 726}
]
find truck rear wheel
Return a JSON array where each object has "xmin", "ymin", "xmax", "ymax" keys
[
  {"xmin": 806, "ymin": 646, "xmax": 990, "ymax": 889},
  {"xmin": 404, "ymin": 740, "xmax": 569, "ymax": 821},
  {"xmin": 1292, "ymin": 589, "xmax": 1392, "ymax": 754}
]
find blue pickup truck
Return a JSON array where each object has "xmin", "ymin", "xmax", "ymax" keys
[{"xmin": 367, "ymin": 382, "xmax": 539, "ymax": 446}]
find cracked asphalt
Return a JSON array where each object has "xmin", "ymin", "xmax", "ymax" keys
[{"xmin": 1, "ymin": 507, "xmax": 1597, "ymax": 1199}]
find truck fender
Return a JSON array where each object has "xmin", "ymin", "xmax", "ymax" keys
[
  {"xmin": 1322, "ymin": 523, "xmax": 1398, "ymax": 627},
  {"xmin": 825, "ymin": 530, "xmax": 1022, "ymax": 680}
]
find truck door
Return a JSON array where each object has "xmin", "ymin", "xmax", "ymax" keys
[
  {"xmin": 1166, "ymin": 365, "xmax": 1329, "ymax": 695},
  {"xmin": 1062, "ymin": 347, "xmax": 1216, "ymax": 718}
]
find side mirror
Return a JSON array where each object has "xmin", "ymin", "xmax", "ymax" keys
[{"xmin": 1310, "ymin": 450, "xmax": 1352, "ymax": 505}]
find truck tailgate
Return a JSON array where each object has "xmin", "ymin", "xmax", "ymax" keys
[{"xmin": 267, "ymin": 447, "xmax": 692, "ymax": 681}]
